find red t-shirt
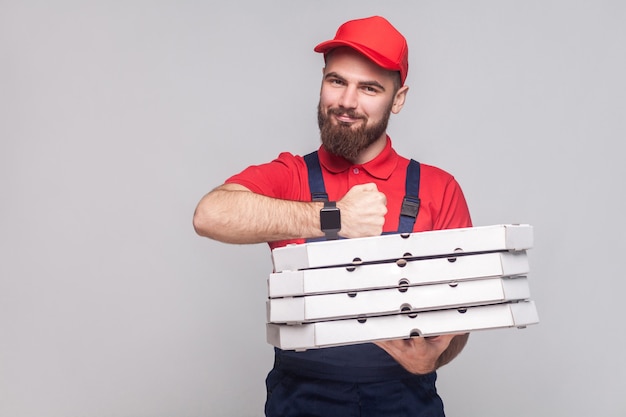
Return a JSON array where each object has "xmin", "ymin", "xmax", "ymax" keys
[{"xmin": 226, "ymin": 137, "xmax": 472, "ymax": 250}]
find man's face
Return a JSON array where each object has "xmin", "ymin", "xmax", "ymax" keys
[{"xmin": 317, "ymin": 47, "xmax": 405, "ymax": 162}]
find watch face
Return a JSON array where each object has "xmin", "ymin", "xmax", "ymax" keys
[{"xmin": 320, "ymin": 208, "xmax": 341, "ymax": 230}]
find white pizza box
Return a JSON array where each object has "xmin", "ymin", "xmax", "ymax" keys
[
  {"xmin": 267, "ymin": 300, "xmax": 539, "ymax": 351},
  {"xmin": 268, "ymin": 250, "xmax": 528, "ymax": 298},
  {"xmin": 272, "ymin": 224, "xmax": 533, "ymax": 272},
  {"xmin": 267, "ymin": 276, "xmax": 531, "ymax": 324}
]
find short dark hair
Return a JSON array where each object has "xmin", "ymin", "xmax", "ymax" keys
[{"xmin": 391, "ymin": 72, "xmax": 402, "ymax": 95}]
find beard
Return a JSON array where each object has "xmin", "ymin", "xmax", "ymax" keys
[{"xmin": 317, "ymin": 102, "xmax": 392, "ymax": 162}]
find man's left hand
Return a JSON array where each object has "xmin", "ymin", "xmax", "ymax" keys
[{"xmin": 375, "ymin": 334, "xmax": 460, "ymax": 375}]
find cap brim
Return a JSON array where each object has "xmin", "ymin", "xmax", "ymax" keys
[{"xmin": 314, "ymin": 40, "xmax": 400, "ymax": 73}]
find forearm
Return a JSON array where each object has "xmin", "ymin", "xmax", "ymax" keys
[
  {"xmin": 436, "ymin": 333, "xmax": 469, "ymax": 369},
  {"xmin": 193, "ymin": 184, "xmax": 325, "ymax": 244}
]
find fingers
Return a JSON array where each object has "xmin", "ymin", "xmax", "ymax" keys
[
  {"xmin": 376, "ymin": 334, "xmax": 454, "ymax": 352},
  {"xmin": 356, "ymin": 182, "xmax": 380, "ymax": 192},
  {"xmin": 374, "ymin": 334, "xmax": 458, "ymax": 375}
]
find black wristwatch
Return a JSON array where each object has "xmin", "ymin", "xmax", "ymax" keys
[{"xmin": 320, "ymin": 201, "xmax": 341, "ymax": 240}]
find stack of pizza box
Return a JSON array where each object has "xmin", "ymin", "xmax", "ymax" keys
[{"xmin": 266, "ymin": 224, "xmax": 539, "ymax": 351}]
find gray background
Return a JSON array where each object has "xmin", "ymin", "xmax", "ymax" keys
[{"xmin": 2, "ymin": 1, "xmax": 625, "ymax": 416}]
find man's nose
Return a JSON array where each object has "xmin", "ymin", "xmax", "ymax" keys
[{"xmin": 338, "ymin": 85, "xmax": 358, "ymax": 109}]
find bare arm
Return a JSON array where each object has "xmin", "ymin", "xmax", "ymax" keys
[
  {"xmin": 193, "ymin": 183, "xmax": 323, "ymax": 244},
  {"xmin": 193, "ymin": 182, "xmax": 388, "ymax": 244}
]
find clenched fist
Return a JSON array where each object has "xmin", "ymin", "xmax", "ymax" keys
[{"xmin": 336, "ymin": 183, "xmax": 387, "ymax": 238}]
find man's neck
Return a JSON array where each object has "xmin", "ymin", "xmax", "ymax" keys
[{"xmin": 351, "ymin": 134, "xmax": 388, "ymax": 165}]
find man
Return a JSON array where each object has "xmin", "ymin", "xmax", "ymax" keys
[{"xmin": 194, "ymin": 16, "xmax": 472, "ymax": 417}]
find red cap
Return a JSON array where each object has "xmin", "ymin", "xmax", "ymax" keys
[{"xmin": 314, "ymin": 16, "xmax": 409, "ymax": 85}]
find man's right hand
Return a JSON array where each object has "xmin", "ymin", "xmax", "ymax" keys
[{"xmin": 337, "ymin": 183, "xmax": 387, "ymax": 238}]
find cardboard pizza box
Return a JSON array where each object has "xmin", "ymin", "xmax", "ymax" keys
[
  {"xmin": 272, "ymin": 224, "xmax": 533, "ymax": 272},
  {"xmin": 266, "ymin": 300, "xmax": 539, "ymax": 351},
  {"xmin": 268, "ymin": 251, "xmax": 528, "ymax": 298},
  {"xmin": 267, "ymin": 276, "xmax": 531, "ymax": 324}
]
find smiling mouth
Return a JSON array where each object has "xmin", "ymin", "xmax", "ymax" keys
[
  {"xmin": 335, "ymin": 114, "xmax": 360, "ymax": 124},
  {"xmin": 329, "ymin": 109, "xmax": 365, "ymax": 125}
]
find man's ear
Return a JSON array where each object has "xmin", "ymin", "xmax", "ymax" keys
[{"xmin": 391, "ymin": 85, "xmax": 409, "ymax": 114}]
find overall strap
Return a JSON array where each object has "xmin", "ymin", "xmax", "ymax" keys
[
  {"xmin": 304, "ymin": 151, "xmax": 328, "ymax": 201},
  {"xmin": 398, "ymin": 159, "xmax": 421, "ymax": 234}
]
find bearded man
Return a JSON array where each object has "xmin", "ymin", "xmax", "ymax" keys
[{"xmin": 193, "ymin": 16, "xmax": 472, "ymax": 417}]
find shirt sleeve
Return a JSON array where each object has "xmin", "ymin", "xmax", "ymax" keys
[
  {"xmin": 415, "ymin": 163, "xmax": 472, "ymax": 232},
  {"xmin": 224, "ymin": 152, "xmax": 307, "ymax": 201},
  {"xmin": 433, "ymin": 175, "xmax": 473, "ymax": 230}
]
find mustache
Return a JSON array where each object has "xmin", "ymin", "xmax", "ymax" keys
[{"xmin": 327, "ymin": 107, "xmax": 366, "ymax": 120}]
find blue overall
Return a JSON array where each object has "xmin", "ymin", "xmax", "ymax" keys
[{"xmin": 265, "ymin": 152, "xmax": 446, "ymax": 417}]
